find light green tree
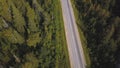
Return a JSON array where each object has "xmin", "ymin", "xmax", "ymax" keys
[
  {"xmin": 22, "ymin": 53, "xmax": 39, "ymax": 68},
  {"xmin": 12, "ymin": 4, "xmax": 26, "ymax": 35},
  {"xmin": 0, "ymin": 0, "xmax": 12, "ymax": 22},
  {"xmin": 26, "ymin": 3, "xmax": 39, "ymax": 33}
]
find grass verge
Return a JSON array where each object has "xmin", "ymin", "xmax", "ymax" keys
[
  {"xmin": 70, "ymin": 0, "xmax": 91, "ymax": 67},
  {"xmin": 53, "ymin": 0, "xmax": 70, "ymax": 68}
]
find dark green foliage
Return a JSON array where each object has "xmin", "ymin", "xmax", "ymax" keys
[
  {"xmin": 0, "ymin": 0, "xmax": 69, "ymax": 68},
  {"xmin": 72, "ymin": 0, "xmax": 120, "ymax": 68}
]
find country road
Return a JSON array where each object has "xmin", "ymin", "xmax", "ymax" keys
[{"xmin": 60, "ymin": 0, "xmax": 86, "ymax": 68}]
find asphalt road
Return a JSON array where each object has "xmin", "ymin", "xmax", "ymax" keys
[{"xmin": 60, "ymin": 0, "xmax": 86, "ymax": 68}]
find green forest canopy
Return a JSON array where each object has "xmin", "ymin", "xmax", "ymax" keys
[
  {"xmin": 0, "ymin": 0, "xmax": 70, "ymax": 68},
  {"xmin": 72, "ymin": 0, "xmax": 120, "ymax": 68}
]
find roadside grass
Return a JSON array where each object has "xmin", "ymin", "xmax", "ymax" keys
[
  {"xmin": 70, "ymin": 0, "xmax": 91, "ymax": 67},
  {"xmin": 53, "ymin": 0, "xmax": 70, "ymax": 68}
]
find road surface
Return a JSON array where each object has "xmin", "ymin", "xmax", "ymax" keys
[{"xmin": 60, "ymin": 0, "xmax": 86, "ymax": 68}]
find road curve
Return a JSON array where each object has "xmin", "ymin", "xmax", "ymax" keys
[{"xmin": 60, "ymin": 0, "xmax": 86, "ymax": 68}]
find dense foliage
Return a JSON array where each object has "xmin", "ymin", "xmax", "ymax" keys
[
  {"xmin": 0, "ymin": 0, "xmax": 69, "ymax": 68},
  {"xmin": 72, "ymin": 0, "xmax": 120, "ymax": 68}
]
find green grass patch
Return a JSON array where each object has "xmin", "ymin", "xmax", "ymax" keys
[{"xmin": 53, "ymin": 0, "xmax": 70, "ymax": 68}]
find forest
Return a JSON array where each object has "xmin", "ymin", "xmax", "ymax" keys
[
  {"xmin": 72, "ymin": 0, "xmax": 120, "ymax": 68},
  {"xmin": 0, "ymin": 0, "xmax": 70, "ymax": 68}
]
